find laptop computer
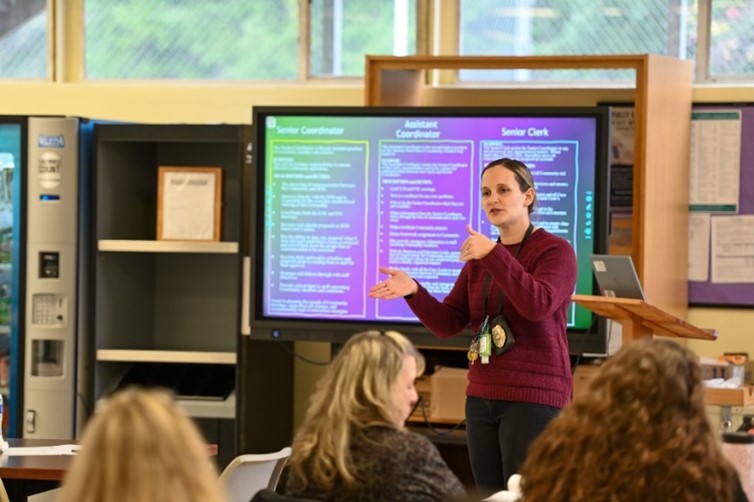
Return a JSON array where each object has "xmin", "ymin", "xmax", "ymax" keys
[{"xmin": 590, "ymin": 254, "xmax": 646, "ymax": 300}]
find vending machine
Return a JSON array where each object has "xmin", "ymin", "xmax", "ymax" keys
[
  {"xmin": 0, "ymin": 116, "xmax": 85, "ymax": 438},
  {"xmin": 23, "ymin": 117, "xmax": 82, "ymax": 438},
  {"xmin": 0, "ymin": 116, "xmax": 24, "ymax": 438}
]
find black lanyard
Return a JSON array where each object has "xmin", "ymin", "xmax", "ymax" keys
[{"xmin": 481, "ymin": 223, "xmax": 535, "ymax": 316}]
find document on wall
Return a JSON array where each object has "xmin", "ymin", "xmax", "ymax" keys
[
  {"xmin": 688, "ymin": 212, "xmax": 710, "ymax": 282},
  {"xmin": 689, "ymin": 110, "xmax": 741, "ymax": 213},
  {"xmin": 609, "ymin": 106, "xmax": 634, "ymax": 212},
  {"xmin": 711, "ymin": 215, "xmax": 754, "ymax": 283}
]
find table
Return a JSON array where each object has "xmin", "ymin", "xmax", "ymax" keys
[
  {"xmin": 0, "ymin": 438, "xmax": 77, "ymax": 501},
  {"xmin": 704, "ymin": 386, "xmax": 754, "ymax": 431},
  {"xmin": 0, "ymin": 438, "xmax": 220, "ymax": 501}
]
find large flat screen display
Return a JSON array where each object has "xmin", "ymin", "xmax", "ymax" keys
[{"xmin": 250, "ymin": 106, "xmax": 610, "ymax": 353}]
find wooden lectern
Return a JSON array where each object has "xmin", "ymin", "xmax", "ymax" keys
[
  {"xmin": 573, "ymin": 294, "xmax": 751, "ymax": 429},
  {"xmin": 571, "ymin": 294, "xmax": 718, "ymax": 343}
]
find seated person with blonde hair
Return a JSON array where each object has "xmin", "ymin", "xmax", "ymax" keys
[
  {"xmin": 285, "ymin": 330, "xmax": 466, "ymax": 502},
  {"xmin": 517, "ymin": 337, "xmax": 746, "ymax": 502},
  {"xmin": 58, "ymin": 386, "xmax": 227, "ymax": 502}
]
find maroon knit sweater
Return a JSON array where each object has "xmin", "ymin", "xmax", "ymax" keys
[{"xmin": 406, "ymin": 229, "xmax": 576, "ymax": 409}]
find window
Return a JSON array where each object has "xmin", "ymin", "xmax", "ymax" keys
[
  {"xmin": 84, "ymin": 0, "xmax": 300, "ymax": 80},
  {"xmin": 3, "ymin": 0, "xmax": 754, "ymax": 83},
  {"xmin": 84, "ymin": 0, "xmax": 417, "ymax": 80},
  {"xmin": 459, "ymin": 0, "xmax": 696, "ymax": 82},
  {"xmin": 0, "ymin": 0, "xmax": 47, "ymax": 79},
  {"xmin": 708, "ymin": 0, "xmax": 754, "ymax": 79},
  {"xmin": 309, "ymin": 0, "xmax": 417, "ymax": 77}
]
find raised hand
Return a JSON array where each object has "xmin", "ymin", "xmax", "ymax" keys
[
  {"xmin": 369, "ymin": 266, "xmax": 418, "ymax": 300},
  {"xmin": 460, "ymin": 224, "xmax": 495, "ymax": 261}
]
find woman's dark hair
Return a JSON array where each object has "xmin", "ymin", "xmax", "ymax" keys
[{"xmin": 481, "ymin": 158, "xmax": 536, "ymax": 214}]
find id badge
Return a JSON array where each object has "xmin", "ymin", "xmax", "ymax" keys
[
  {"xmin": 468, "ymin": 339, "xmax": 479, "ymax": 364},
  {"xmin": 479, "ymin": 332, "xmax": 492, "ymax": 364}
]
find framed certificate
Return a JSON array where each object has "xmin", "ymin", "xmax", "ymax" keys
[{"xmin": 157, "ymin": 166, "xmax": 222, "ymax": 241}]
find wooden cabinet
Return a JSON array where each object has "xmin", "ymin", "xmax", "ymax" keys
[
  {"xmin": 89, "ymin": 124, "xmax": 249, "ymax": 466},
  {"xmin": 365, "ymin": 54, "xmax": 694, "ymax": 324}
]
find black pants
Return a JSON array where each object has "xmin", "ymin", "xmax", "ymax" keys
[{"xmin": 465, "ymin": 396, "xmax": 559, "ymax": 496}]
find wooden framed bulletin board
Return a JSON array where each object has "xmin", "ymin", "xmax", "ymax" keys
[
  {"xmin": 687, "ymin": 103, "xmax": 754, "ymax": 307},
  {"xmin": 157, "ymin": 166, "xmax": 223, "ymax": 241},
  {"xmin": 601, "ymin": 102, "xmax": 754, "ymax": 307}
]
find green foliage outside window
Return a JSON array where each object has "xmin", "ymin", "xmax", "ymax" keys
[
  {"xmin": 85, "ymin": 0, "xmax": 299, "ymax": 80},
  {"xmin": 1, "ymin": 0, "xmax": 754, "ymax": 81}
]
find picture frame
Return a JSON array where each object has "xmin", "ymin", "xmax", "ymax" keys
[{"xmin": 157, "ymin": 166, "xmax": 222, "ymax": 241}]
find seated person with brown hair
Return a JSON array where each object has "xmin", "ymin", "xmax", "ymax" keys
[
  {"xmin": 517, "ymin": 337, "xmax": 747, "ymax": 502},
  {"xmin": 284, "ymin": 330, "xmax": 466, "ymax": 502},
  {"xmin": 58, "ymin": 386, "xmax": 226, "ymax": 502}
]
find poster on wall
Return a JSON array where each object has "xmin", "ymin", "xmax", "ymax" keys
[
  {"xmin": 606, "ymin": 105, "xmax": 634, "ymax": 255},
  {"xmin": 609, "ymin": 106, "xmax": 634, "ymax": 212},
  {"xmin": 689, "ymin": 110, "xmax": 741, "ymax": 213},
  {"xmin": 157, "ymin": 166, "xmax": 223, "ymax": 242}
]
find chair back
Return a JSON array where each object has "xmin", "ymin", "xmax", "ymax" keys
[
  {"xmin": 219, "ymin": 446, "xmax": 292, "ymax": 502},
  {"xmin": 250, "ymin": 488, "xmax": 320, "ymax": 502},
  {"xmin": 0, "ymin": 477, "xmax": 9, "ymax": 502}
]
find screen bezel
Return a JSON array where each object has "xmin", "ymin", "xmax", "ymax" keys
[{"xmin": 248, "ymin": 105, "xmax": 611, "ymax": 353}]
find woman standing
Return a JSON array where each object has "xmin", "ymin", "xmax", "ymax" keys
[{"xmin": 369, "ymin": 158, "xmax": 576, "ymax": 495}]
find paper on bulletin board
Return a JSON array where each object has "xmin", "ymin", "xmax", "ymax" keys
[
  {"xmin": 711, "ymin": 215, "xmax": 754, "ymax": 283},
  {"xmin": 689, "ymin": 110, "xmax": 741, "ymax": 213},
  {"xmin": 688, "ymin": 212, "xmax": 710, "ymax": 282}
]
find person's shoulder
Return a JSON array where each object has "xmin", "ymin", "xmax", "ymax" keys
[
  {"xmin": 364, "ymin": 425, "xmax": 437, "ymax": 451},
  {"xmin": 401, "ymin": 429, "xmax": 444, "ymax": 453},
  {"xmin": 361, "ymin": 424, "xmax": 407, "ymax": 445},
  {"xmin": 532, "ymin": 227, "xmax": 562, "ymax": 242}
]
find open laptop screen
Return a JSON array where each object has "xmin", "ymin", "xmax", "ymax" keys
[{"xmin": 590, "ymin": 254, "xmax": 645, "ymax": 300}]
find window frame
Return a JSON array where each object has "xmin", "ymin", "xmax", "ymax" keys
[{"xmin": 5, "ymin": 0, "xmax": 750, "ymax": 84}]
